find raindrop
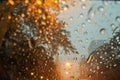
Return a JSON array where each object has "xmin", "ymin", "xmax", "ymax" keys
[
  {"xmin": 79, "ymin": 40, "xmax": 82, "ymax": 44},
  {"xmin": 111, "ymin": 23, "xmax": 116, "ymax": 28},
  {"xmin": 98, "ymin": 6, "xmax": 104, "ymax": 12},
  {"xmin": 100, "ymin": 28, "xmax": 106, "ymax": 35},
  {"xmin": 87, "ymin": 18, "xmax": 91, "ymax": 23},
  {"xmin": 97, "ymin": 66, "xmax": 100, "ymax": 70},
  {"xmin": 91, "ymin": 12, "xmax": 95, "ymax": 17},
  {"xmin": 69, "ymin": 17, "xmax": 73, "ymax": 21},
  {"xmin": 103, "ymin": 1, "xmax": 109, "ymax": 6},
  {"xmin": 81, "ymin": 4, "xmax": 86, "ymax": 10},
  {"xmin": 82, "ymin": 23, "xmax": 86, "ymax": 28},
  {"xmin": 113, "ymin": 64, "xmax": 117, "ymax": 67},
  {"xmin": 115, "ymin": 16, "xmax": 120, "ymax": 22},
  {"xmin": 61, "ymin": 0, "xmax": 66, "ymax": 4},
  {"xmin": 72, "ymin": 1, "xmax": 77, "ymax": 6},
  {"xmin": 79, "ymin": 13, "xmax": 84, "ymax": 18},
  {"xmin": 86, "ymin": 39, "xmax": 88, "ymax": 43},
  {"xmin": 63, "ymin": 5, "xmax": 69, "ymax": 11}
]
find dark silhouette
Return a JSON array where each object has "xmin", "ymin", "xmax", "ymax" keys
[
  {"xmin": 87, "ymin": 31, "xmax": 120, "ymax": 80},
  {"xmin": 0, "ymin": 64, "xmax": 10, "ymax": 80}
]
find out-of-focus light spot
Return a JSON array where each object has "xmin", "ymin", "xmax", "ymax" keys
[
  {"xmin": 81, "ymin": 0, "xmax": 86, "ymax": 2},
  {"xmin": 8, "ymin": 16, "xmax": 11, "ymax": 20},
  {"xmin": 91, "ymin": 12, "xmax": 95, "ymax": 17},
  {"xmin": 66, "ymin": 62, "xmax": 70, "ymax": 66},
  {"xmin": 40, "ymin": 76, "xmax": 44, "ymax": 79},
  {"xmin": 30, "ymin": 72, "xmax": 34, "ymax": 76},
  {"xmin": 62, "ymin": 0, "xmax": 66, "ymax": 4},
  {"xmin": 8, "ymin": 0, "xmax": 14, "ymax": 5},
  {"xmin": 64, "ymin": 5, "xmax": 69, "ymax": 11},
  {"xmin": 65, "ymin": 71, "xmax": 69, "ymax": 75},
  {"xmin": 38, "ymin": 9, "xmax": 42, "ymax": 14},
  {"xmin": 36, "ymin": 0, "xmax": 42, "ymax": 5},
  {"xmin": 21, "ymin": 13, "xmax": 25, "ymax": 17},
  {"xmin": 54, "ymin": 0, "xmax": 58, "ymax": 4},
  {"xmin": 82, "ymin": 4, "xmax": 86, "ymax": 10},
  {"xmin": 25, "ymin": 0, "xmax": 29, "ymax": 4}
]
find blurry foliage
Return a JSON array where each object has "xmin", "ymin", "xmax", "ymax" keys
[{"xmin": 0, "ymin": 0, "xmax": 76, "ymax": 80}]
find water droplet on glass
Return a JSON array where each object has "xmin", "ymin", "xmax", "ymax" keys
[
  {"xmin": 79, "ymin": 40, "xmax": 82, "ymax": 44},
  {"xmin": 63, "ymin": 5, "xmax": 69, "ymax": 11},
  {"xmin": 98, "ymin": 6, "xmax": 104, "ymax": 12},
  {"xmin": 115, "ymin": 16, "xmax": 120, "ymax": 22},
  {"xmin": 79, "ymin": 13, "xmax": 84, "ymax": 18},
  {"xmin": 100, "ymin": 28, "xmax": 106, "ymax": 35},
  {"xmin": 87, "ymin": 18, "xmax": 91, "ymax": 23},
  {"xmin": 69, "ymin": 17, "xmax": 73, "ymax": 21},
  {"xmin": 111, "ymin": 23, "xmax": 116, "ymax": 28},
  {"xmin": 91, "ymin": 12, "xmax": 95, "ymax": 17},
  {"xmin": 81, "ymin": 4, "xmax": 86, "ymax": 10},
  {"xmin": 103, "ymin": 1, "xmax": 109, "ymax": 6},
  {"xmin": 61, "ymin": 0, "xmax": 66, "ymax": 4},
  {"xmin": 82, "ymin": 23, "xmax": 86, "ymax": 28}
]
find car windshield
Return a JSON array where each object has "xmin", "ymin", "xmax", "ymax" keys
[{"xmin": 0, "ymin": 0, "xmax": 120, "ymax": 80}]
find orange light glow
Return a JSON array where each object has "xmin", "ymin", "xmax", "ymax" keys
[
  {"xmin": 36, "ymin": 0, "xmax": 42, "ymax": 5},
  {"xmin": 66, "ymin": 62, "xmax": 70, "ymax": 66},
  {"xmin": 8, "ymin": 0, "xmax": 14, "ymax": 5},
  {"xmin": 65, "ymin": 71, "xmax": 69, "ymax": 75}
]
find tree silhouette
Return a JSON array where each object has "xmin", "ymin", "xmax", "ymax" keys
[{"xmin": 0, "ymin": 0, "xmax": 76, "ymax": 80}]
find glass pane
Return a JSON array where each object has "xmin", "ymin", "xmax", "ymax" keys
[{"xmin": 0, "ymin": 0, "xmax": 120, "ymax": 80}]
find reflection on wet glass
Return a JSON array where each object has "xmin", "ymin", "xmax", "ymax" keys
[{"xmin": 0, "ymin": 0, "xmax": 120, "ymax": 80}]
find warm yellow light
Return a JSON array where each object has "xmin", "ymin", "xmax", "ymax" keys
[
  {"xmin": 81, "ymin": 0, "xmax": 86, "ymax": 2},
  {"xmin": 65, "ymin": 71, "xmax": 69, "ymax": 75},
  {"xmin": 62, "ymin": 0, "xmax": 66, "ymax": 4},
  {"xmin": 66, "ymin": 62, "xmax": 70, "ymax": 66},
  {"xmin": 8, "ymin": 0, "xmax": 14, "ymax": 5},
  {"xmin": 25, "ymin": 0, "xmax": 29, "ymax": 4},
  {"xmin": 38, "ymin": 9, "xmax": 42, "ymax": 14},
  {"xmin": 64, "ymin": 6, "xmax": 68, "ymax": 11},
  {"xmin": 40, "ymin": 76, "xmax": 44, "ymax": 79},
  {"xmin": 8, "ymin": 16, "xmax": 11, "ymax": 20},
  {"xmin": 54, "ymin": 0, "xmax": 58, "ymax": 4},
  {"xmin": 41, "ymin": 21, "xmax": 46, "ymax": 25},
  {"xmin": 30, "ymin": 72, "xmax": 34, "ymax": 76},
  {"xmin": 36, "ymin": 0, "xmax": 42, "ymax": 5}
]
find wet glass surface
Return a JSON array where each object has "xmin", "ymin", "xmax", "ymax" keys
[{"xmin": 0, "ymin": 0, "xmax": 120, "ymax": 80}]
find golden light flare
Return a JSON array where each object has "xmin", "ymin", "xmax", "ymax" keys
[
  {"xmin": 40, "ymin": 76, "xmax": 44, "ymax": 79},
  {"xmin": 8, "ymin": 16, "xmax": 11, "ymax": 20},
  {"xmin": 36, "ymin": 0, "xmax": 42, "ymax": 5},
  {"xmin": 44, "ymin": 0, "xmax": 59, "ymax": 11},
  {"xmin": 38, "ymin": 9, "xmax": 42, "ymax": 14},
  {"xmin": 21, "ymin": 13, "xmax": 25, "ymax": 18},
  {"xmin": 30, "ymin": 72, "xmax": 34, "ymax": 76},
  {"xmin": 25, "ymin": 0, "xmax": 29, "ymax": 4},
  {"xmin": 54, "ymin": 0, "xmax": 59, "ymax": 4},
  {"xmin": 8, "ymin": 0, "xmax": 14, "ymax": 5},
  {"xmin": 66, "ymin": 62, "xmax": 71, "ymax": 66}
]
